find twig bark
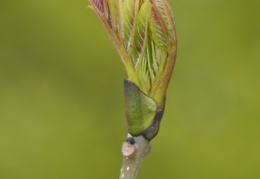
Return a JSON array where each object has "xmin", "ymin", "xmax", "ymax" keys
[{"xmin": 119, "ymin": 134, "xmax": 151, "ymax": 179}]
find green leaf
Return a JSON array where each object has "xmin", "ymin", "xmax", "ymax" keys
[
  {"xmin": 121, "ymin": 0, "xmax": 138, "ymax": 50},
  {"xmin": 136, "ymin": 34, "xmax": 154, "ymax": 94},
  {"xmin": 131, "ymin": 0, "xmax": 151, "ymax": 66}
]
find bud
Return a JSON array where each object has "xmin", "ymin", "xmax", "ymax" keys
[{"xmin": 89, "ymin": 0, "xmax": 177, "ymax": 140}]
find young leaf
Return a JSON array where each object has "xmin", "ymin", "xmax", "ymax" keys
[
  {"xmin": 121, "ymin": 0, "xmax": 137, "ymax": 50},
  {"xmin": 131, "ymin": 0, "xmax": 151, "ymax": 67}
]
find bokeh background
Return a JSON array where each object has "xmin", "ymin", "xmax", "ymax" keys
[{"xmin": 0, "ymin": 0, "xmax": 260, "ymax": 178}]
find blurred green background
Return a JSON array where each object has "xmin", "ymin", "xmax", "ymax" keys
[{"xmin": 0, "ymin": 0, "xmax": 260, "ymax": 178}]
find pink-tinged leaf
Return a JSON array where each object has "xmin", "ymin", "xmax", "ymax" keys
[
  {"xmin": 91, "ymin": 0, "xmax": 104, "ymax": 13},
  {"xmin": 152, "ymin": 0, "xmax": 175, "ymax": 40}
]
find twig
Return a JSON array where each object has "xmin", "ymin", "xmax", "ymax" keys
[{"xmin": 119, "ymin": 134, "xmax": 150, "ymax": 179}]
